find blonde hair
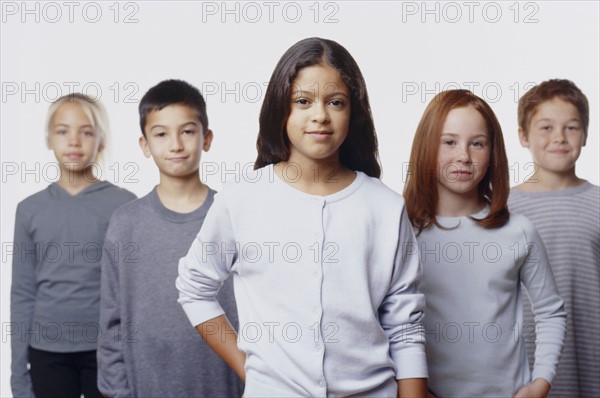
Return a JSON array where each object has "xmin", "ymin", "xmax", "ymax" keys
[{"xmin": 46, "ymin": 93, "xmax": 109, "ymax": 152}]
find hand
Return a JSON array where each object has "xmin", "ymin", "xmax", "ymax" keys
[{"xmin": 513, "ymin": 378, "xmax": 551, "ymax": 398}]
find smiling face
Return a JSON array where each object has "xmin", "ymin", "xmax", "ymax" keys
[
  {"xmin": 47, "ymin": 102, "xmax": 103, "ymax": 173},
  {"xmin": 139, "ymin": 104, "xmax": 212, "ymax": 179},
  {"xmin": 436, "ymin": 105, "xmax": 491, "ymax": 206},
  {"xmin": 519, "ymin": 98, "xmax": 586, "ymax": 178},
  {"xmin": 285, "ymin": 63, "xmax": 351, "ymax": 166}
]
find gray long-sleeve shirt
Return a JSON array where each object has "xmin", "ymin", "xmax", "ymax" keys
[
  {"xmin": 97, "ymin": 187, "xmax": 242, "ymax": 398},
  {"xmin": 509, "ymin": 182, "xmax": 600, "ymax": 397},
  {"xmin": 11, "ymin": 181, "xmax": 136, "ymax": 398},
  {"xmin": 417, "ymin": 208, "xmax": 566, "ymax": 397}
]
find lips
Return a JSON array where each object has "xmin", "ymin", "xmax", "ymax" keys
[
  {"xmin": 305, "ymin": 131, "xmax": 333, "ymax": 140},
  {"xmin": 65, "ymin": 153, "xmax": 83, "ymax": 159},
  {"xmin": 167, "ymin": 156, "xmax": 189, "ymax": 161},
  {"xmin": 548, "ymin": 149, "xmax": 570, "ymax": 154}
]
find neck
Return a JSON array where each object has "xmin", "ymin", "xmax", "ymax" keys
[
  {"xmin": 156, "ymin": 171, "xmax": 207, "ymax": 213},
  {"xmin": 436, "ymin": 189, "xmax": 485, "ymax": 217},
  {"xmin": 57, "ymin": 167, "xmax": 99, "ymax": 195},
  {"xmin": 520, "ymin": 166, "xmax": 584, "ymax": 192},
  {"xmin": 275, "ymin": 156, "xmax": 355, "ymax": 196}
]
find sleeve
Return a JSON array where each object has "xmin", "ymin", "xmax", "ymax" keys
[
  {"xmin": 379, "ymin": 206, "xmax": 428, "ymax": 380},
  {"xmin": 519, "ymin": 221, "xmax": 567, "ymax": 384},
  {"xmin": 97, "ymin": 218, "xmax": 131, "ymax": 398},
  {"xmin": 10, "ymin": 204, "xmax": 36, "ymax": 398},
  {"xmin": 176, "ymin": 188, "xmax": 238, "ymax": 327}
]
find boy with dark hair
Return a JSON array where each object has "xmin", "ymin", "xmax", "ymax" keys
[
  {"xmin": 509, "ymin": 79, "xmax": 599, "ymax": 397},
  {"xmin": 97, "ymin": 79, "xmax": 242, "ymax": 397}
]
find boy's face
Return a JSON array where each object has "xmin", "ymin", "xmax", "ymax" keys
[
  {"xmin": 139, "ymin": 104, "xmax": 212, "ymax": 179},
  {"xmin": 519, "ymin": 98, "xmax": 586, "ymax": 176}
]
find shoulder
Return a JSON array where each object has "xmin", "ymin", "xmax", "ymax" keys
[
  {"xmin": 219, "ymin": 165, "xmax": 274, "ymax": 197},
  {"xmin": 505, "ymin": 212, "xmax": 541, "ymax": 243},
  {"xmin": 359, "ymin": 174, "xmax": 405, "ymax": 206},
  {"xmin": 105, "ymin": 193, "xmax": 151, "ymax": 236},
  {"xmin": 583, "ymin": 181, "xmax": 600, "ymax": 198},
  {"xmin": 16, "ymin": 185, "xmax": 53, "ymax": 216},
  {"xmin": 97, "ymin": 181, "xmax": 137, "ymax": 202}
]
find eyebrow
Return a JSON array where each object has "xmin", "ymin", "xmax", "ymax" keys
[
  {"xmin": 54, "ymin": 123, "xmax": 93, "ymax": 129},
  {"xmin": 150, "ymin": 121, "xmax": 199, "ymax": 131},
  {"xmin": 440, "ymin": 133, "xmax": 488, "ymax": 138},
  {"xmin": 291, "ymin": 89, "xmax": 350, "ymax": 98},
  {"xmin": 535, "ymin": 117, "xmax": 580, "ymax": 123}
]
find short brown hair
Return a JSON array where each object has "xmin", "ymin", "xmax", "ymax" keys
[{"xmin": 518, "ymin": 79, "xmax": 589, "ymax": 137}]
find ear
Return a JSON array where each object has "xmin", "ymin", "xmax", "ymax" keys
[
  {"xmin": 203, "ymin": 129, "xmax": 214, "ymax": 152},
  {"xmin": 139, "ymin": 136, "xmax": 152, "ymax": 158},
  {"xmin": 583, "ymin": 132, "xmax": 587, "ymax": 147},
  {"xmin": 97, "ymin": 139, "xmax": 105, "ymax": 154},
  {"xmin": 518, "ymin": 128, "xmax": 530, "ymax": 148}
]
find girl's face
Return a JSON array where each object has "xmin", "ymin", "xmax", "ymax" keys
[
  {"xmin": 436, "ymin": 105, "xmax": 491, "ymax": 204},
  {"xmin": 285, "ymin": 63, "xmax": 351, "ymax": 165},
  {"xmin": 48, "ymin": 102, "xmax": 103, "ymax": 173}
]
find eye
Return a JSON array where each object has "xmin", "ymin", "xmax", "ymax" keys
[
  {"xmin": 471, "ymin": 141, "xmax": 485, "ymax": 148},
  {"xmin": 82, "ymin": 130, "xmax": 95, "ymax": 137},
  {"xmin": 328, "ymin": 99, "xmax": 345, "ymax": 108},
  {"xmin": 293, "ymin": 98, "xmax": 310, "ymax": 106},
  {"xmin": 182, "ymin": 129, "xmax": 195, "ymax": 135},
  {"xmin": 442, "ymin": 139, "xmax": 456, "ymax": 146},
  {"xmin": 155, "ymin": 132, "xmax": 166, "ymax": 137},
  {"xmin": 540, "ymin": 125, "xmax": 552, "ymax": 131},
  {"xmin": 567, "ymin": 125, "xmax": 581, "ymax": 131}
]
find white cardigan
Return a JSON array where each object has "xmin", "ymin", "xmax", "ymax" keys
[{"xmin": 177, "ymin": 164, "xmax": 427, "ymax": 397}]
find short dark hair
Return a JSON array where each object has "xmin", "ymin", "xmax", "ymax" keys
[
  {"xmin": 138, "ymin": 79, "xmax": 208, "ymax": 136},
  {"xmin": 518, "ymin": 79, "xmax": 589, "ymax": 137},
  {"xmin": 255, "ymin": 37, "xmax": 381, "ymax": 178}
]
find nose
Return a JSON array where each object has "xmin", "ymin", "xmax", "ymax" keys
[
  {"xmin": 311, "ymin": 102, "xmax": 330, "ymax": 124},
  {"xmin": 170, "ymin": 134, "xmax": 184, "ymax": 152},
  {"xmin": 552, "ymin": 127, "xmax": 567, "ymax": 144},
  {"xmin": 456, "ymin": 144, "xmax": 471, "ymax": 163},
  {"xmin": 68, "ymin": 131, "xmax": 81, "ymax": 147}
]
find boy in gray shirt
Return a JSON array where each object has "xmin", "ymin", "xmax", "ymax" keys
[{"xmin": 97, "ymin": 80, "xmax": 242, "ymax": 397}]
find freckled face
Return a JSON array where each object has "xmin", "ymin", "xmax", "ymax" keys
[
  {"xmin": 436, "ymin": 106, "xmax": 490, "ymax": 203},
  {"xmin": 519, "ymin": 98, "xmax": 585, "ymax": 176}
]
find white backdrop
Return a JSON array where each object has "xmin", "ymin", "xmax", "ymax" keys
[{"xmin": 1, "ymin": 1, "xmax": 598, "ymax": 395}]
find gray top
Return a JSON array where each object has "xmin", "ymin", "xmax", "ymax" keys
[
  {"xmin": 11, "ymin": 181, "xmax": 136, "ymax": 398},
  {"xmin": 97, "ymin": 187, "xmax": 243, "ymax": 398},
  {"xmin": 509, "ymin": 182, "xmax": 600, "ymax": 397},
  {"xmin": 417, "ymin": 207, "xmax": 566, "ymax": 397}
]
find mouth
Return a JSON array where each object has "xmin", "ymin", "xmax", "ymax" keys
[
  {"xmin": 548, "ymin": 149, "xmax": 569, "ymax": 155},
  {"xmin": 65, "ymin": 153, "xmax": 84, "ymax": 159},
  {"xmin": 167, "ymin": 156, "xmax": 189, "ymax": 161},
  {"xmin": 451, "ymin": 170, "xmax": 473, "ymax": 180},
  {"xmin": 306, "ymin": 131, "xmax": 333, "ymax": 136}
]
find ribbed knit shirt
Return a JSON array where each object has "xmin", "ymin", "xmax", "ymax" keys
[{"xmin": 509, "ymin": 181, "xmax": 600, "ymax": 398}]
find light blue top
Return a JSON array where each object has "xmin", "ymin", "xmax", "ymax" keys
[{"xmin": 417, "ymin": 207, "xmax": 566, "ymax": 397}]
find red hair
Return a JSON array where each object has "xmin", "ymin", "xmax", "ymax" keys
[{"xmin": 404, "ymin": 90, "xmax": 510, "ymax": 235}]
